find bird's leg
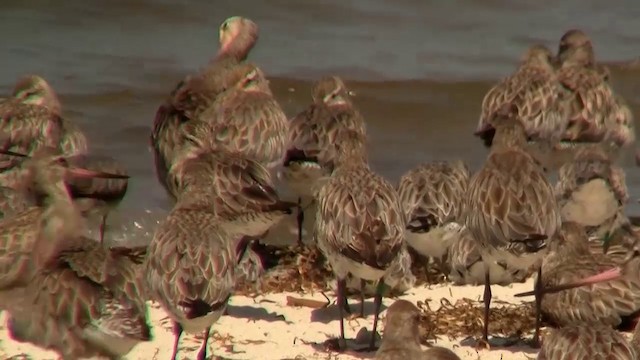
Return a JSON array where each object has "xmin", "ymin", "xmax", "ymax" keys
[
  {"xmin": 196, "ymin": 326, "xmax": 211, "ymax": 360},
  {"xmin": 425, "ymin": 256, "xmax": 432, "ymax": 284},
  {"xmin": 171, "ymin": 321, "xmax": 183, "ymax": 360},
  {"xmin": 296, "ymin": 197, "xmax": 304, "ymax": 247},
  {"xmin": 482, "ymin": 269, "xmax": 492, "ymax": 343},
  {"xmin": 370, "ymin": 280, "xmax": 384, "ymax": 351},
  {"xmin": 99, "ymin": 214, "xmax": 108, "ymax": 246},
  {"xmin": 359, "ymin": 279, "xmax": 366, "ymax": 318},
  {"xmin": 337, "ymin": 278, "xmax": 347, "ymax": 350},
  {"xmin": 532, "ymin": 266, "xmax": 543, "ymax": 348}
]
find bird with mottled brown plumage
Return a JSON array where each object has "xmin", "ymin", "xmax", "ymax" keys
[
  {"xmin": 465, "ymin": 104, "xmax": 560, "ymax": 346},
  {"xmin": 151, "ymin": 17, "xmax": 259, "ymax": 196},
  {"xmin": 315, "ymin": 130, "xmax": 405, "ymax": 350},
  {"xmin": 555, "ymin": 144, "xmax": 629, "ymax": 241},
  {"xmin": 375, "ymin": 300, "xmax": 461, "ymax": 360},
  {"xmin": 167, "ymin": 140, "xmax": 296, "ymax": 239},
  {"xmin": 0, "ymin": 75, "xmax": 88, "ymax": 159},
  {"xmin": 476, "ymin": 44, "xmax": 569, "ymax": 148},
  {"xmin": 535, "ymin": 221, "xmax": 640, "ymax": 329},
  {"xmin": 397, "ymin": 160, "xmax": 469, "ymax": 270},
  {"xmin": 281, "ymin": 76, "xmax": 367, "ymax": 245},
  {"xmin": 537, "ymin": 324, "xmax": 636, "ymax": 360},
  {"xmin": 6, "ymin": 240, "xmax": 151, "ymax": 359},
  {"xmin": 555, "ymin": 29, "xmax": 635, "ymax": 150},
  {"xmin": 199, "ymin": 64, "xmax": 289, "ymax": 171},
  {"xmin": 65, "ymin": 153, "xmax": 129, "ymax": 245}
]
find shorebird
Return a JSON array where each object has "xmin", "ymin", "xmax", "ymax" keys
[
  {"xmin": 530, "ymin": 221, "xmax": 640, "ymax": 328},
  {"xmin": 475, "ymin": 44, "xmax": 569, "ymax": 148},
  {"xmin": 537, "ymin": 324, "xmax": 636, "ymax": 359},
  {"xmin": 375, "ymin": 299, "xmax": 423, "ymax": 360},
  {"xmin": 555, "ymin": 29, "xmax": 635, "ymax": 150},
  {"xmin": 0, "ymin": 75, "xmax": 88, "ymax": 158},
  {"xmin": 0, "ymin": 147, "xmax": 130, "ymax": 291},
  {"xmin": 376, "ymin": 300, "xmax": 461, "ymax": 360},
  {"xmin": 314, "ymin": 130, "xmax": 405, "ymax": 350},
  {"xmin": 555, "ymin": 145, "xmax": 629, "ymax": 241},
  {"xmin": 5, "ymin": 240, "xmax": 151, "ymax": 359},
  {"xmin": 464, "ymin": 105, "xmax": 561, "ymax": 346},
  {"xmin": 199, "ymin": 64, "xmax": 289, "ymax": 171},
  {"xmin": 282, "ymin": 76, "xmax": 367, "ymax": 245},
  {"xmin": 167, "ymin": 141, "xmax": 296, "ymax": 238},
  {"xmin": 446, "ymin": 225, "xmax": 529, "ymax": 286},
  {"xmin": 151, "ymin": 16, "xmax": 258, "ymax": 194},
  {"xmin": 396, "ymin": 160, "xmax": 469, "ymax": 272},
  {"xmin": 144, "ymin": 195, "xmax": 238, "ymax": 360},
  {"xmin": 65, "ymin": 153, "xmax": 129, "ymax": 244},
  {"xmin": 0, "ymin": 150, "xmax": 129, "ymax": 245},
  {"xmin": 0, "ymin": 186, "xmax": 29, "ymax": 220}
]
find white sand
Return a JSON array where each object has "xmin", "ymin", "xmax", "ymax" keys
[{"xmin": 0, "ymin": 279, "xmax": 541, "ymax": 360}]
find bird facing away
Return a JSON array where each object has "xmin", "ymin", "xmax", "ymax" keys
[
  {"xmin": 475, "ymin": 44, "xmax": 569, "ymax": 148},
  {"xmin": 144, "ymin": 197, "xmax": 238, "ymax": 360},
  {"xmin": 397, "ymin": 160, "xmax": 470, "ymax": 270},
  {"xmin": 465, "ymin": 104, "xmax": 561, "ymax": 346},
  {"xmin": 167, "ymin": 142, "xmax": 296, "ymax": 238},
  {"xmin": 555, "ymin": 144, "xmax": 628, "ymax": 240},
  {"xmin": 537, "ymin": 324, "xmax": 636, "ymax": 360},
  {"xmin": 0, "ymin": 147, "xmax": 130, "ymax": 293},
  {"xmin": 447, "ymin": 225, "xmax": 530, "ymax": 286},
  {"xmin": 555, "ymin": 29, "xmax": 635, "ymax": 149},
  {"xmin": 535, "ymin": 221, "xmax": 640, "ymax": 328},
  {"xmin": 5, "ymin": 240, "xmax": 151, "ymax": 359},
  {"xmin": 282, "ymin": 76, "xmax": 367, "ymax": 246},
  {"xmin": 314, "ymin": 130, "xmax": 405, "ymax": 350},
  {"xmin": 150, "ymin": 16, "xmax": 259, "ymax": 196}
]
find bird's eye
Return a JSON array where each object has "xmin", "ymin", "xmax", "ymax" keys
[{"xmin": 221, "ymin": 22, "xmax": 229, "ymax": 31}]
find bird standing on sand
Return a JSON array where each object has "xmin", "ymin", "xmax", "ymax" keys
[
  {"xmin": 315, "ymin": 130, "xmax": 405, "ymax": 350},
  {"xmin": 446, "ymin": 225, "xmax": 529, "ymax": 286},
  {"xmin": 144, "ymin": 193, "xmax": 239, "ymax": 360},
  {"xmin": 396, "ymin": 160, "xmax": 469, "ymax": 273},
  {"xmin": 64, "ymin": 153, "xmax": 129, "ymax": 245},
  {"xmin": 465, "ymin": 105, "xmax": 560, "ymax": 346},
  {"xmin": 537, "ymin": 324, "xmax": 636, "ymax": 360},
  {"xmin": 199, "ymin": 63, "xmax": 289, "ymax": 171},
  {"xmin": 0, "ymin": 147, "xmax": 130, "ymax": 292},
  {"xmin": 555, "ymin": 29, "xmax": 635, "ymax": 150},
  {"xmin": 282, "ymin": 76, "xmax": 367, "ymax": 245},
  {"xmin": 530, "ymin": 221, "xmax": 640, "ymax": 329},
  {"xmin": 376, "ymin": 299, "xmax": 460, "ymax": 360},
  {"xmin": 555, "ymin": 145, "xmax": 629, "ymax": 241},
  {"xmin": 151, "ymin": 16, "xmax": 259, "ymax": 194},
  {"xmin": 475, "ymin": 44, "xmax": 569, "ymax": 148},
  {"xmin": 6, "ymin": 239, "xmax": 151, "ymax": 359},
  {"xmin": 167, "ymin": 141, "xmax": 296, "ymax": 239}
]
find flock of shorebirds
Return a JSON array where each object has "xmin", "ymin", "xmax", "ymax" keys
[{"xmin": 0, "ymin": 14, "xmax": 639, "ymax": 360}]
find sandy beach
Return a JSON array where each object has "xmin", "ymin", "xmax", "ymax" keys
[{"xmin": 0, "ymin": 278, "xmax": 543, "ymax": 360}]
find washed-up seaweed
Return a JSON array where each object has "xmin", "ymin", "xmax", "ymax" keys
[
  {"xmin": 235, "ymin": 243, "xmax": 451, "ymax": 296},
  {"xmin": 416, "ymin": 297, "xmax": 539, "ymax": 341}
]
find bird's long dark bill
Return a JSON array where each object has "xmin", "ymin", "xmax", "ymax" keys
[
  {"xmin": 514, "ymin": 267, "xmax": 622, "ymax": 297},
  {"xmin": 0, "ymin": 149, "xmax": 29, "ymax": 158},
  {"xmin": 68, "ymin": 167, "xmax": 130, "ymax": 180}
]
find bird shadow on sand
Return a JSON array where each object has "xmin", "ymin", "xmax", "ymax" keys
[
  {"xmin": 310, "ymin": 299, "xmax": 389, "ymax": 324},
  {"xmin": 302, "ymin": 327, "xmax": 380, "ymax": 359},
  {"xmin": 225, "ymin": 304, "xmax": 292, "ymax": 324},
  {"xmin": 458, "ymin": 336, "xmax": 540, "ymax": 355}
]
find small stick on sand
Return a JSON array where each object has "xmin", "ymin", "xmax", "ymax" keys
[{"xmin": 286, "ymin": 296, "xmax": 330, "ymax": 309}]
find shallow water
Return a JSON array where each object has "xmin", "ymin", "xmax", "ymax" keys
[{"xmin": 1, "ymin": 1, "xmax": 640, "ymax": 244}]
